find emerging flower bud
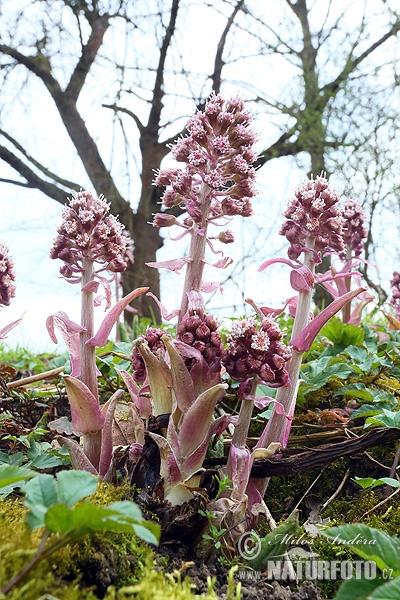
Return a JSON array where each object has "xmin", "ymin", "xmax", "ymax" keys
[
  {"xmin": 222, "ymin": 316, "xmax": 291, "ymax": 387},
  {"xmin": 131, "ymin": 327, "xmax": 166, "ymax": 382},
  {"xmin": 177, "ymin": 304, "xmax": 223, "ymax": 374},
  {"xmin": 50, "ymin": 191, "xmax": 128, "ymax": 278},
  {"xmin": 280, "ymin": 175, "xmax": 344, "ymax": 261},
  {"xmin": 0, "ymin": 243, "xmax": 16, "ymax": 307}
]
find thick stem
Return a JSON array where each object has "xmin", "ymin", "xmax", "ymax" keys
[
  {"xmin": 256, "ymin": 244, "xmax": 315, "ymax": 451},
  {"xmin": 231, "ymin": 377, "xmax": 258, "ymax": 449},
  {"xmin": 80, "ymin": 256, "xmax": 101, "ymax": 469},
  {"xmin": 342, "ymin": 245, "xmax": 353, "ymax": 323},
  {"xmin": 80, "ymin": 256, "xmax": 98, "ymax": 399},
  {"xmin": 178, "ymin": 182, "xmax": 211, "ymax": 324}
]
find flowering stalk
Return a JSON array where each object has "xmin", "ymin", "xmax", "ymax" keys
[
  {"xmin": 48, "ymin": 191, "xmax": 147, "ymax": 475},
  {"xmin": 151, "ymin": 94, "xmax": 257, "ymax": 323},
  {"xmin": 256, "ymin": 176, "xmax": 365, "ymax": 453}
]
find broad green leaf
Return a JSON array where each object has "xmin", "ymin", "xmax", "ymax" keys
[
  {"xmin": 300, "ymin": 357, "xmax": 355, "ymax": 393},
  {"xmin": 368, "ymin": 577, "xmax": 400, "ymax": 599},
  {"xmin": 334, "ymin": 384, "xmax": 375, "ymax": 402},
  {"xmin": 45, "ymin": 501, "xmax": 159, "ymax": 545},
  {"xmin": 56, "ymin": 470, "xmax": 98, "ymax": 507},
  {"xmin": 108, "ymin": 500, "xmax": 143, "ymax": 522},
  {"xmin": 320, "ymin": 319, "xmax": 364, "ymax": 349},
  {"xmin": 247, "ymin": 512, "xmax": 302, "ymax": 571},
  {"xmin": 321, "ymin": 525, "xmax": 400, "ymax": 574},
  {"xmin": 350, "ymin": 404, "xmax": 394, "ymax": 421},
  {"xmin": 353, "ymin": 477, "xmax": 400, "ymax": 490},
  {"xmin": 366, "ymin": 410, "xmax": 400, "ymax": 428},
  {"xmin": 23, "ymin": 473, "xmax": 58, "ymax": 529},
  {"xmin": 0, "ymin": 451, "xmax": 24, "ymax": 466},
  {"xmin": 334, "ymin": 577, "xmax": 384, "ymax": 600},
  {"xmin": 0, "ymin": 464, "xmax": 36, "ymax": 488}
]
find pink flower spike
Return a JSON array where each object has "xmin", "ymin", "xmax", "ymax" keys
[
  {"xmin": 0, "ymin": 317, "xmax": 23, "ymax": 340},
  {"xmin": 291, "ymin": 287, "xmax": 367, "ymax": 352},
  {"xmin": 62, "ymin": 374, "xmax": 104, "ymax": 433},
  {"xmin": 146, "ymin": 292, "xmax": 180, "ymax": 321},
  {"xmin": 86, "ymin": 287, "xmax": 148, "ymax": 347},
  {"xmin": 146, "ymin": 257, "xmax": 192, "ymax": 273}
]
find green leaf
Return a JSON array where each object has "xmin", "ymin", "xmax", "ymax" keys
[
  {"xmin": 23, "ymin": 474, "xmax": 58, "ymax": 529},
  {"xmin": 56, "ymin": 470, "xmax": 98, "ymax": 507},
  {"xmin": 0, "ymin": 464, "xmax": 36, "ymax": 488},
  {"xmin": 0, "ymin": 451, "xmax": 24, "ymax": 466},
  {"xmin": 321, "ymin": 525, "xmax": 400, "ymax": 574},
  {"xmin": 353, "ymin": 477, "xmax": 400, "ymax": 490},
  {"xmin": 365, "ymin": 410, "xmax": 400, "ymax": 428},
  {"xmin": 350, "ymin": 404, "xmax": 394, "ymax": 421},
  {"xmin": 320, "ymin": 319, "xmax": 364, "ymax": 349},
  {"xmin": 248, "ymin": 512, "xmax": 302, "ymax": 571},
  {"xmin": 334, "ymin": 577, "xmax": 384, "ymax": 600},
  {"xmin": 368, "ymin": 577, "xmax": 400, "ymax": 599},
  {"xmin": 300, "ymin": 357, "xmax": 355, "ymax": 394},
  {"xmin": 334, "ymin": 384, "xmax": 375, "ymax": 402},
  {"xmin": 45, "ymin": 501, "xmax": 159, "ymax": 545}
]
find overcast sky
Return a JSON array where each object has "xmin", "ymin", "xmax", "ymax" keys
[{"xmin": 1, "ymin": 0, "xmax": 398, "ymax": 352}]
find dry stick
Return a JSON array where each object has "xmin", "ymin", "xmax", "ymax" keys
[
  {"xmin": 7, "ymin": 367, "xmax": 65, "ymax": 389},
  {"xmin": 321, "ymin": 468, "xmax": 350, "ymax": 511},
  {"xmin": 357, "ymin": 486, "xmax": 400, "ymax": 522}
]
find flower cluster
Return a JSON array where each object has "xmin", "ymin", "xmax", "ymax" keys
[
  {"xmin": 153, "ymin": 94, "xmax": 257, "ymax": 231},
  {"xmin": 280, "ymin": 175, "xmax": 344, "ymax": 261},
  {"xmin": 340, "ymin": 198, "xmax": 367, "ymax": 259},
  {"xmin": 177, "ymin": 305, "xmax": 223, "ymax": 374},
  {"xmin": 50, "ymin": 191, "xmax": 128, "ymax": 279},
  {"xmin": 390, "ymin": 272, "xmax": 400, "ymax": 319},
  {"xmin": 222, "ymin": 316, "xmax": 291, "ymax": 387},
  {"xmin": 131, "ymin": 327, "xmax": 166, "ymax": 382},
  {"xmin": 0, "ymin": 243, "xmax": 16, "ymax": 307}
]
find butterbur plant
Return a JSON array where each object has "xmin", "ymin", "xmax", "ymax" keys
[
  {"xmin": 256, "ymin": 176, "xmax": 366, "ymax": 455},
  {"xmin": 125, "ymin": 94, "xmax": 260, "ymax": 504},
  {"xmin": 47, "ymin": 191, "xmax": 148, "ymax": 477},
  {"xmin": 0, "ymin": 242, "xmax": 22, "ymax": 340}
]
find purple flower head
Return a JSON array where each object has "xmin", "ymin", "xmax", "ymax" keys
[
  {"xmin": 280, "ymin": 175, "xmax": 344, "ymax": 261},
  {"xmin": 0, "ymin": 243, "xmax": 16, "ymax": 307},
  {"xmin": 153, "ymin": 94, "xmax": 257, "ymax": 230},
  {"xmin": 131, "ymin": 327, "xmax": 166, "ymax": 382},
  {"xmin": 340, "ymin": 198, "xmax": 367, "ymax": 260},
  {"xmin": 222, "ymin": 316, "xmax": 291, "ymax": 387},
  {"xmin": 50, "ymin": 191, "xmax": 128, "ymax": 279},
  {"xmin": 177, "ymin": 295, "xmax": 223, "ymax": 374},
  {"xmin": 390, "ymin": 272, "xmax": 400, "ymax": 319}
]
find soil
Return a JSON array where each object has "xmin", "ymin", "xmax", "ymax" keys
[{"xmin": 155, "ymin": 540, "xmax": 322, "ymax": 599}]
